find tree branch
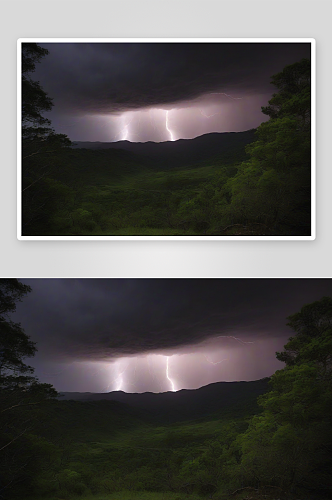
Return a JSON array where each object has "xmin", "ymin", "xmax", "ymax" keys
[
  {"xmin": 0, "ymin": 428, "xmax": 28, "ymax": 453},
  {"xmin": 1, "ymin": 401, "xmax": 41, "ymax": 413},
  {"xmin": 22, "ymin": 171, "xmax": 50, "ymax": 191},
  {"xmin": 23, "ymin": 149, "xmax": 58, "ymax": 160}
]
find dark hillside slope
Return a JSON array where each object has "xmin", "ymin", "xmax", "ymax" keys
[
  {"xmin": 37, "ymin": 399, "xmax": 151, "ymax": 443},
  {"xmin": 72, "ymin": 129, "xmax": 256, "ymax": 170},
  {"xmin": 60, "ymin": 378, "xmax": 270, "ymax": 423},
  {"xmin": 54, "ymin": 146, "xmax": 153, "ymax": 186}
]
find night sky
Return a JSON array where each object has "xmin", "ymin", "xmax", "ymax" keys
[
  {"xmin": 11, "ymin": 279, "xmax": 332, "ymax": 393},
  {"xmin": 30, "ymin": 42, "xmax": 311, "ymax": 142}
]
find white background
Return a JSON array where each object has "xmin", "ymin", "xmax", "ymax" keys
[{"xmin": 1, "ymin": 0, "xmax": 331, "ymax": 278}]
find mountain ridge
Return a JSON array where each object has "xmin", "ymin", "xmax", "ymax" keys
[
  {"xmin": 71, "ymin": 129, "xmax": 256, "ymax": 169},
  {"xmin": 59, "ymin": 378, "xmax": 270, "ymax": 423}
]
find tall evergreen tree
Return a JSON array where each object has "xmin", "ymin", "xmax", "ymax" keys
[
  {"xmin": 0, "ymin": 277, "xmax": 57, "ymax": 398},
  {"xmin": 22, "ymin": 44, "xmax": 53, "ymax": 140},
  {"xmin": 225, "ymin": 59, "xmax": 311, "ymax": 235},
  {"xmin": 236, "ymin": 296, "xmax": 332, "ymax": 498},
  {"xmin": 21, "ymin": 43, "xmax": 71, "ymax": 235},
  {"xmin": 0, "ymin": 280, "xmax": 58, "ymax": 497}
]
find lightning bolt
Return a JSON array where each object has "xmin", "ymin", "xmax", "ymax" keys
[
  {"xmin": 217, "ymin": 335, "xmax": 254, "ymax": 345},
  {"xmin": 199, "ymin": 109, "xmax": 220, "ymax": 119},
  {"xmin": 107, "ymin": 361, "xmax": 132, "ymax": 391},
  {"xmin": 166, "ymin": 356, "xmax": 176, "ymax": 392},
  {"xmin": 209, "ymin": 92, "xmax": 242, "ymax": 100},
  {"xmin": 204, "ymin": 355, "xmax": 228, "ymax": 365},
  {"xmin": 113, "ymin": 114, "xmax": 134, "ymax": 142},
  {"xmin": 121, "ymin": 124, "xmax": 129, "ymax": 141},
  {"xmin": 165, "ymin": 111, "xmax": 175, "ymax": 141},
  {"xmin": 108, "ymin": 358, "xmax": 142, "ymax": 393},
  {"xmin": 120, "ymin": 115, "xmax": 134, "ymax": 141},
  {"xmin": 115, "ymin": 371, "xmax": 124, "ymax": 391}
]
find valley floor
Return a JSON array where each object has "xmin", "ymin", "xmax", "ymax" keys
[{"xmin": 22, "ymin": 130, "xmax": 311, "ymax": 237}]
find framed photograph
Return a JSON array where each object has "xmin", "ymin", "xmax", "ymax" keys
[
  {"xmin": 2, "ymin": 277, "xmax": 332, "ymax": 499},
  {"xmin": 18, "ymin": 38, "xmax": 315, "ymax": 240}
]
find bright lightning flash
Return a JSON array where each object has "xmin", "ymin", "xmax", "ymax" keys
[
  {"xmin": 121, "ymin": 124, "xmax": 129, "ymax": 141},
  {"xmin": 108, "ymin": 360, "xmax": 133, "ymax": 392},
  {"xmin": 204, "ymin": 355, "xmax": 228, "ymax": 365},
  {"xmin": 166, "ymin": 356, "xmax": 176, "ymax": 391},
  {"xmin": 199, "ymin": 109, "xmax": 220, "ymax": 119},
  {"xmin": 120, "ymin": 115, "xmax": 134, "ymax": 141},
  {"xmin": 113, "ymin": 113, "xmax": 134, "ymax": 142},
  {"xmin": 209, "ymin": 92, "xmax": 242, "ymax": 100},
  {"xmin": 217, "ymin": 336, "xmax": 254, "ymax": 345},
  {"xmin": 115, "ymin": 372, "xmax": 124, "ymax": 391},
  {"xmin": 165, "ymin": 111, "xmax": 175, "ymax": 141}
]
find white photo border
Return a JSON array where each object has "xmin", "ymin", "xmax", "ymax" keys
[{"xmin": 17, "ymin": 38, "xmax": 316, "ymax": 241}]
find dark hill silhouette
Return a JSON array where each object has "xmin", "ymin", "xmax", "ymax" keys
[
  {"xmin": 41, "ymin": 398, "xmax": 152, "ymax": 443},
  {"xmin": 72, "ymin": 130, "xmax": 256, "ymax": 170},
  {"xmin": 59, "ymin": 378, "xmax": 270, "ymax": 423}
]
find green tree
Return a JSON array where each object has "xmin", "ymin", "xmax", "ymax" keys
[
  {"xmin": 261, "ymin": 58, "xmax": 310, "ymax": 127},
  {"xmin": 22, "ymin": 43, "xmax": 53, "ymax": 140},
  {"xmin": 0, "ymin": 279, "xmax": 34, "ymax": 385},
  {"xmin": 225, "ymin": 59, "xmax": 311, "ymax": 235},
  {"xmin": 21, "ymin": 43, "xmax": 71, "ymax": 235},
  {"xmin": 0, "ymin": 279, "xmax": 56, "ymax": 396},
  {"xmin": 276, "ymin": 296, "xmax": 332, "ymax": 372},
  {"xmin": 236, "ymin": 297, "xmax": 332, "ymax": 498},
  {"xmin": 0, "ymin": 279, "xmax": 58, "ymax": 497}
]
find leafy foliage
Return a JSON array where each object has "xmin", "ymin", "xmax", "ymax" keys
[
  {"xmin": 0, "ymin": 279, "xmax": 34, "ymax": 384},
  {"xmin": 234, "ymin": 297, "xmax": 332, "ymax": 499},
  {"xmin": 277, "ymin": 296, "xmax": 332, "ymax": 370},
  {"xmin": 0, "ymin": 280, "xmax": 58, "ymax": 498},
  {"xmin": 22, "ymin": 43, "xmax": 53, "ymax": 139},
  {"xmin": 21, "ymin": 43, "xmax": 71, "ymax": 235},
  {"xmin": 223, "ymin": 59, "xmax": 311, "ymax": 234}
]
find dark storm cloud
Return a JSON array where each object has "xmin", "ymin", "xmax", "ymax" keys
[
  {"xmin": 33, "ymin": 42, "xmax": 311, "ymax": 114},
  {"xmin": 13, "ymin": 279, "xmax": 332, "ymax": 362}
]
